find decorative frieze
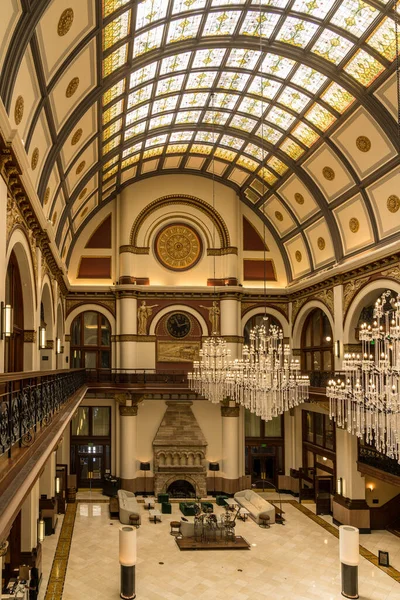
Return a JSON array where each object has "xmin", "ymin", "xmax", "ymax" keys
[
  {"xmin": 66, "ymin": 297, "xmax": 115, "ymax": 317},
  {"xmin": 24, "ymin": 330, "xmax": 36, "ymax": 343},
  {"xmin": 119, "ymin": 405, "xmax": 139, "ymax": 417},
  {"xmin": 343, "ymin": 276, "xmax": 371, "ymax": 316},
  {"xmin": 292, "ymin": 287, "xmax": 334, "ymax": 324}
]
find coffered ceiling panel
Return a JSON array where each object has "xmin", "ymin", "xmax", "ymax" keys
[
  {"xmin": 43, "ymin": 168, "xmax": 61, "ymax": 219},
  {"xmin": 10, "ymin": 49, "xmax": 41, "ymax": 144},
  {"xmin": 374, "ymin": 72, "xmax": 399, "ymax": 119},
  {"xmin": 284, "ymin": 234, "xmax": 311, "ymax": 278},
  {"xmin": 261, "ymin": 195, "xmax": 296, "ymax": 238},
  {"xmin": 334, "ymin": 194, "xmax": 375, "ymax": 255},
  {"xmin": 277, "ymin": 175, "xmax": 319, "ymax": 223},
  {"xmin": 60, "ymin": 105, "xmax": 97, "ymax": 169},
  {"xmin": 305, "ymin": 219, "xmax": 335, "ymax": 269},
  {"xmin": 65, "ymin": 140, "xmax": 98, "ymax": 195},
  {"xmin": 0, "ymin": 0, "xmax": 21, "ymax": 73},
  {"xmin": 367, "ymin": 168, "xmax": 400, "ymax": 240},
  {"xmin": 28, "ymin": 112, "xmax": 52, "ymax": 187},
  {"xmin": 302, "ymin": 145, "xmax": 355, "ymax": 203}
]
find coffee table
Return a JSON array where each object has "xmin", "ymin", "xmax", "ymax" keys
[
  {"xmin": 149, "ymin": 509, "xmax": 162, "ymax": 523},
  {"xmin": 144, "ymin": 497, "xmax": 155, "ymax": 509},
  {"xmin": 237, "ymin": 507, "xmax": 250, "ymax": 522},
  {"xmin": 226, "ymin": 499, "xmax": 238, "ymax": 511}
]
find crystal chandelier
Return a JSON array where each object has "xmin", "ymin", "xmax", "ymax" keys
[
  {"xmin": 327, "ymin": 291, "xmax": 400, "ymax": 463},
  {"xmin": 188, "ymin": 337, "xmax": 231, "ymax": 404}
]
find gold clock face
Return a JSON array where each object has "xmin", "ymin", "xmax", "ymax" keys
[{"xmin": 155, "ymin": 223, "xmax": 202, "ymax": 271}]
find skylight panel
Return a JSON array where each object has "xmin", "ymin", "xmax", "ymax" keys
[
  {"xmin": 367, "ymin": 17, "xmax": 397, "ymax": 61},
  {"xmin": 103, "ymin": 0, "xmax": 130, "ymax": 19},
  {"xmin": 175, "ymin": 110, "xmax": 202, "ymax": 124},
  {"xmin": 103, "ymin": 79, "xmax": 126, "ymax": 106},
  {"xmin": 212, "ymin": 0, "xmax": 246, "ymax": 5},
  {"xmin": 305, "ymin": 103, "xmax": 336, "ymax": 131},
  {"xmin": 103, "ymin": 10, "xmax": 131, "ymax": 50},
  {"xmin": 278, "ymin": 86, "xmax": 311, "ymax": 112},
  {"xmin": 103, "ymin": 99, "xmax": 124, "ymax": 124},
  {"xmin": 129, "ymin": 64, "xmax": 157, "ymax": 89},
  {"xmin": 172, "ymin": 0, "xmax": 207, "ymax": 14},
  {"xmin": 146, "ymin": 134, "xmax": 168, "ymax": 147},
  {"xmin": 259, "ymin": 167, "xmax": 278, "ymax": 185},
  {"xmin": 330, "ymin": 0, "xmax": 378, "ymax": 38},
  {"xmin": 214, "ymin": 148, "xmax": 237, "ymax": 161},
  {"xmin": 291, "ymin": 122, "xmax": 319, "ymax": 147},
  {"xmin": 276, "ymin": 16, "xmax": 319, "ymax": 48},
  {"xmin": 180, "ymin": 92, "xmax": 209, "ymax": 108},
  {"xmin": 136, "ymin": 0, "xmax": 168, "ymax": 30},
  {"xmin": 244, "ymin": 143, "xmax": 265, "ymax": 161},
  {"xmin": 143, "ymin": 147, "xmax": 164, "ymax": 159},
  {"xmin": 167, "ymin": 15, "xmax": 202, "ymax": 43},
  {"xmin": 152, "ymin": 96, "xmax": 179, "ymax": 114},
  {"xmin": 266, "ymin": 106, "xmax": 295, "ymax": 128},
  {"xmin": 103, "ymin": 44, "xmax": 128, "ymax": 77},
  {"xmin": 103, "ymin": 135, "xmax": 121, "ymax": 155},
  {"xmin": 103, "ymin": 165, "xmax": 118, "ymax": 180},
  {"xmin": 237, "ymin": 156, "xmax": 259, "ymax": 171},
  {"xmin": 191, "ymin": 144, "xmax": 213, "ymax": 154},
  {"xmin": 127, "ymin": 84, "xmax": 153, "ymax": 109},
  {"xmin": 220, "ymin": 135, "xmax": 245, "ymax": 150},
  {"xmin": 260, "ymin": 55, "xmax": 296, "ymax": 78},
  {"xmin": 187, "ymin": 71, "xmax": 218, "ymax": 89},
  {"xmin": 192, "ymin": 48, "xmax": 226, "ymax": 68},
  {"xmin": 203, "ymin": 111, "xmax": 230, "ymax": 125},
  {"xmin": 320, "ymin": 82, "xmax": 355, "ymax": 113},
  {"xmin": 240, "ymin": 10, "xmax": 280, "ymax": 37},
  {"xmin": 344, "ymin": 49, "xmax": 385, "ymax": 86},
  {"xmin": 196, "ymin": 131, "xmax": 216, "ymax": 142},
  {"xmin": 203, "ymin": 11, "xmax": 241, "ymax": 36},
  {"xmin": 230, "ymin": 115, "xmax": 258, "ymax": 132},
  {"xmin": 291, "ymin": 0, "xmax": 330, "ymax": 18},
  {"xmin": 212, "ymin": 93, "xmax": 238, "ymax": 110},
  {"xmin": 279, "ymin": 138, "xmax": 304, "ymax": 160},
  {"xmin": 103, "ymin": 156, "xmax": 119, "ymax": 171},
  {"xmin": 256, "ymin": 124, "xmax": 283, "ymax": 144},
  {"xmin": 267, "ymin": 156, "xmax": 288, "ymax": 175},
  {"xmin": 251, "ymin": 0, "xmax": 289, "ymax": 6},
  {"xmin": 218, "ymin": 72, "xmax": 250, "ymax": 91},
  {"xmin": 170, "ymin": 131, "xmax": 195, "ymax": 141},
  {"xmin": 291, "ymin": 65, "xmax": 327, "ymax": 94},
  {"xmin": 133, "ymin": 25, "xmax": 164, "ymax": 58},
  {"xmin": 121, "ymin": 155, "xmax": 139, "ymax": 170},
  {"xmin": 248, "ymin": 76, "xmax": 282, "ymax": 99},
  {"xmin": 312, "ymin": 30, "xmax": 354, "ymax": 64},
  {"xmin": 226, "ymin": 49, "xmax": 261, "ymax": 70},
  {"xmin": 123, "ymin": 143, "xmax": 142, "ymax": 158},
  {"xmin": 166, "ymin": 144, "xmax": 188, "ymax": 153},
  {"xmin": 160, "ymin": 52, "xmax": 192, "ymax": 75},
  {"xmin": 125, "ymin": 122, "xmax": 146, "ymax": 140},
  {"xmin": 239, "ymin": 97, "xmax": 265, "ymax": 117},
  {"xmin": 156, "ymin": 74, "xmax": 185, "ymax": 96},
  {"xmin": 149, "ymin": 114, "xmax": 174, "ymax": 129}
]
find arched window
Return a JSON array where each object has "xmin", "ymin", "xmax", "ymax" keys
[
  {"xmin": 5, "ymin": 251, "xmax": 24, "ymax": 372},
  {"xmin": 243, "ymin": 313, "xmax": 282, "ymax": 346},
  {"xmin": 70, "ymin": 311, "xmax": 111, "ymax": 370},
  {"xmin": 301, "ymin": 309, "xmax": 333, "ymax": 372}
]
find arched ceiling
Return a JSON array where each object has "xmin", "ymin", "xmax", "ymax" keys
[{"xmin": 1, "ymin": 0, "xmax": 400, "ymax": 282}]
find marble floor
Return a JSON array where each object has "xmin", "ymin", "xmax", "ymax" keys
[{"xmin": 37, "ymin": 493, "xmax": 400, "ymax": 600}]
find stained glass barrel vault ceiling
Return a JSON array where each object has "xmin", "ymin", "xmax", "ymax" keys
[{"xmin": 1, "ymin": 0, "xmax": 400, "ymax": 280}]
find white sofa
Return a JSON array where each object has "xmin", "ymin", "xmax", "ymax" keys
[
  {"xmin": 234, "ymin": 489, "xmax": 275, "ymax": 524},
  {"xmin": 180, "ymin": 516, "xmax": 195, "ymax": 537},
  {"xmin": 118, "ymin": 490, "xmax": 141, "ymax": 525}
]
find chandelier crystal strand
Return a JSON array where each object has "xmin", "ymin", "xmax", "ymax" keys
[{"xmin": 327, "ymin": 291, "xmax": 400, "ymax": 463}]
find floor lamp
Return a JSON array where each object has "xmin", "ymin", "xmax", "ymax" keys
[
  {"xmin": 209, "ymin": 463, "xmax": 219, "ymax": 497},
  {"xmin": 140, "ymin": 462, "xmax": 150, "ymax": 497}
]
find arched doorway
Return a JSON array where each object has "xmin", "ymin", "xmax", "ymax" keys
[
  {"xmin": 70, "ymin": 311, "xmax": 111, "ymax": 371},
  {"xmin": 5, "ymin": 251, "xmax": 24, "ymax": 372}
]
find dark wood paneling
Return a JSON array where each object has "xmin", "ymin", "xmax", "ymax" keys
[
  {"xmin": 77, "ymin": 257, "xmax": 112, "ymax": 279},
  {"xmin": 85, "ymin": 215, "xmax": 112, "ymax": 249},
  {"xmin": 243, "ymin": 259, "xmax": 276, "ymax": 281}
]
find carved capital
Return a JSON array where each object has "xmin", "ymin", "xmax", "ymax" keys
[
  {"xmin": 119, "ymin": 405, "xmax": 139, "ymax": 416},
  {"xmin": 221, "ymin": 405, "xmax": 240, "ymax": 417},
  {"xmin": 24, "ymin": 330, "xmax": 36, "ymax": 343}
]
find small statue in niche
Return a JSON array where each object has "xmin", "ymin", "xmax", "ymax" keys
[
  {"xmin": 137, "ymin": 300, "xmax": 158, "ymax": 335},
  {"xmin": 200, "ymin": 300, "xmax": 220, "ymax": 335}
]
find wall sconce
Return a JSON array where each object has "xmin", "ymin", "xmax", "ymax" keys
[
  {"xmin": 322, "ymin": 456, "xmax": 327, "ymax": 461},
  {"xmin": 55, "ymin": 477, "xmax": 61, "ymax": 494},
  {"xmin": 1, "ymin": 302, "xmax": 13, "ymax": 338},
  {"xmin": 335, "ymin": 340, "xmax": 340, "ymax": 358},
  {"xmin": 39, "ymin": 321, "xmax": 47, "ymax": 349},
  {"xmin": 325, "ymin": 336, "xmax": 332, "ymax": 342},
  {"xmin": 56, "ymin": 338, "xmax": 61, "ymax": 354},
  {"xmin": 337, "ymin": 477, "xmax": 343, "ymax": 495},
  {"xmin": 37, "ymin": 518, "xmax": 45, "ymax": 542},
  {"xmin": 367, "ymin": 484, "xmax": 374, "ymax": 492}
]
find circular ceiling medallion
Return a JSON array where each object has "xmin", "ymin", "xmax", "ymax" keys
[
  {"xmin": 80, "ymin": 207, "xmax": 88, "ymax": 218},
  {"xmin": 58, "ymin": 8, "xmax": 74, "ymax": 36},
  {"xmin": 317, "ymin": 237, "xmax": 326, "ymax": 251},
  {"xmin": 387, "ymin": 195, "xmax": 400, "ymax": 213},
  {"xmin": 349, "ymin": 218, "xmax": 360, "ymax": 233},
  {"xmin": 356, "ymin": 136, "xmax": 371, "ymax": 152},
  {"xmin": 44, "ymin": 187, "xmax": 50, "ymax": 205},
  {"xmin": 76, "ymin": 160, "xmax": 86, "ymax": 175},
  {"xmin": 294, "ymin": 193, "xmax": 304, "ymax": 205},
  {"xmin": 66, "ymin": 77, "xmax": 79, "ymax": 98},
  {"xmin": 71, "ymin": 128, "xmax": 83, "ymax": 145},
  {"xmin": 14, "ymin": 96, "xmax": 24, "ymax": 125},
  {"xmin": 275, "ymin": 211, "xmax": 283, "ymax": 222},
  {"xmin": 322, "ymin": 167, "xmax": 335, "ymax": 181},
  {"xmin": 62, "ymin": 246, "xmax": 67, "ymax": 259},
  {"xmin": 52, "ymin": 212, "xmax": 57, "ymax": 226},
  {"xmin": 295, "ymin": 250, "xmax": 302, "ymax": 263},
  {"xmin": 155, "ymin": 223, "xmax": 202, "ymax": 271},
  {"xmin": 31, "ymin": 148, "xmax": 39, "ymax": 170},
  {"xmin": 79, "ymin": 187, "xmax": 87, "ymax": 200}
]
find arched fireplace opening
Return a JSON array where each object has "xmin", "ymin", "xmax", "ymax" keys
[{"xmin": 167, "ymin": 479, "xmax": 196, "ymax": 498}]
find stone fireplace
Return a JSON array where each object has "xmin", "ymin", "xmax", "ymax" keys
[{"xmin": 153, "ymin": 401, "xmax": 207, "ymax": 497}]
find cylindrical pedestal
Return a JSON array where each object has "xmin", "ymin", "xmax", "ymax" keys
[
  {"xmin": 341, "ymin": 564, "xmax": 358, "ymax": 599},
  {"xmin": 120, "ymin": 565, "xmax": 135, "ymax": 599},
  {"xmin": 339, "ymin": 525, "xmax": 359, "ymax": 599}
]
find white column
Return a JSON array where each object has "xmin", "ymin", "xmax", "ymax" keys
[
  {"xmin": 119, "ymin": 294, "xmax": 137, "ymax": 370},
  {"xmin": 334, "ymin": 285, "xmax": 344, "ymax": 370},
  {"xmin": 284, "ymin": 410, "xmax": 296, "ymax": 475},
  {"xmin": 56, "ymin": 430, "xmax": 70, "ymax": 470},
  {"xmin": 21, "ymin": 481, "xmax": 40, "ymax": 553},
  {"xmin": 220, "ymin": 296, "xmax": 241, "ymax": 360},
  {"xmin": 336, "ymin": 429, "xmax": 365, "ymax": 500},
  {"xmin": 0, "ymin": 178, "xmax": 7, "ymax": 373},
  {"xmin": 119, "ymin": 401, "xmax": 139, "ymax": 491},
  {"xmin": 39, "ymin": 452, "xmax": 56, "ymax": 498},
  {"xmin": 221, "ymin": 404, "xmax": 240, "ymax": 492}
]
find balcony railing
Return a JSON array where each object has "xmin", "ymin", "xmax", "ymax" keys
[
  {"xmin": 0, "ymin": 369, "xmax": 85, "ymax": 457},
  {"xmin": 307, "ymin": 371, "xmax": 347, "ymax": 389},
  {"xmin": 358, "ymin": 445, "xmax": 400, "ymax": 478},
  {"xmin": 85, "ymin": 368, "xmax": 188, "ymax": 385}
]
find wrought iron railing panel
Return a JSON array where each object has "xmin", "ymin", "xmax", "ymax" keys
[
  {"xmin": 358, "ymin": 446, "xmax": 400, "ymax": 477},
  {"xmin": 307, "ymin": 371, "xmax": 347, "ymax": 389},
  {"xmin": 0, "ymin": 369, "xmax": 85, "ymax": 457},
  {"xmin": 85, "ymin": 369, "xmax": 188, "ymax": 385}
]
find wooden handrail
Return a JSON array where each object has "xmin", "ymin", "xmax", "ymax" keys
[{"xmin": 0, "ymin": 368, "xmax": 84, "ymax": 384}]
